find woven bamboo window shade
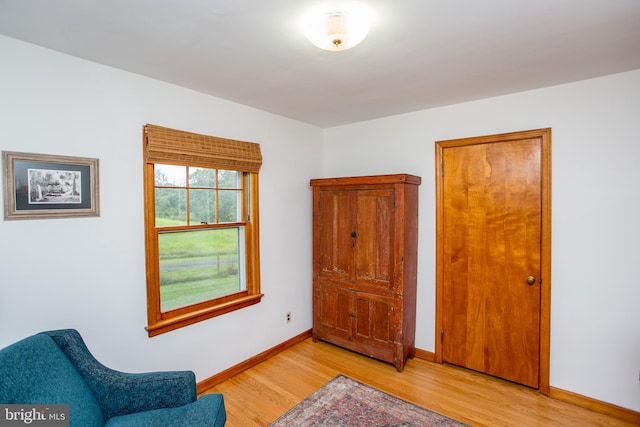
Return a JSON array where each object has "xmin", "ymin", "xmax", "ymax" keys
[{"xmin": 144, "ymin": 124, "xmax": 262, "ymax": 173}]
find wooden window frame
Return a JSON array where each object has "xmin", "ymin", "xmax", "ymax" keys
[{"xmin": 143, "ymin": 124, "xmax": 262, "ymax": 337}]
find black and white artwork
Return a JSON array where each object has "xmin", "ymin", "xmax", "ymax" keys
[
  {"xmin": 28, "ymin": 168, "xmax": 82, "ymax": 204},
  {"xmin": 3, "ymin": 151, "xmax": 99, "ymax": 220}
]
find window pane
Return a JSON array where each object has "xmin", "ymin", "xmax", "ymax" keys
[
  {"xmin": 218, "ymin": 170, "xmax": 241, "ymax": 188},
  {"xmin": 219, "ymin": 189, "xmax": 242, "ymax": 222},
  {"xmin": 155, "ymin": 164, "xmax": 186, "ymax": 186},
  {"xmin": 155, "ymin": 188, "xmax": 187, "ymax": 226},
  {"xmin": 190, "ymin": 189, "xmax": 216, "ymax": 224},
  {"xmin": 158, "ymin": 228, "xmax": 244, "ymax": 312},
  {"xmin": 189, "ymin": 167, "xmax": 216, "ymax": 188}
]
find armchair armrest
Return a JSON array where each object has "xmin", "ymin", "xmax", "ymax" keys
[{"xmin": 42, "ymin": 329, "xmax": 197, "ymax": 420}]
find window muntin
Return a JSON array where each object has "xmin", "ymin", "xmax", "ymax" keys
[
  {"xmin": 155, "ymin": 164, "xmax": 243, "ymax": 226},
  {"xmin": 143, "ymin": 124, "xmax": 262, "ymax": 337}
]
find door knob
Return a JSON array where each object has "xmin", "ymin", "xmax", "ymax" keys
[{"xmin": 526, "ymin": 275, "xmax": 536, "ymax": 285}]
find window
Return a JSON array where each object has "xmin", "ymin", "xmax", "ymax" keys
[{"xmin": 143, "ymin": 124, "xmax": 262, "ymax": 337}]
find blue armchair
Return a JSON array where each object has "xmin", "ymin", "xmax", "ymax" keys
[{"xmin": 0, "ymin": 329, "xmax": 226, "ymax": 426}]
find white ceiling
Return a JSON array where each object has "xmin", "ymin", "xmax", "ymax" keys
[{"xmin": 1, "ymin": 0, "xmax": 639, "ymax": 128}]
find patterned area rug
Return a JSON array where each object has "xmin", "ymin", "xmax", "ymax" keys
[{"xmin": 269, "ymin": 374, "xmax": 468, "ymax": 426}]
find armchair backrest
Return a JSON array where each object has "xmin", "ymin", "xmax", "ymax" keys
[
  {"xmin": 0, "ymin": 332, "xmax": 104, "ymax": 427},
  {"xmin": 41, "ymin": 329, "xmax": 198, "ymax": 421}
]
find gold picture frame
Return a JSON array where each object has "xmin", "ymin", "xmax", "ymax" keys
[{"xmin": 2, "ymin": 151, "xmax": 100, "ymax": 220}]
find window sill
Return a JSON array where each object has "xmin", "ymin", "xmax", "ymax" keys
[{"xmin": 146, "ymin": 294, "xmax": 264, "ymax": 337}]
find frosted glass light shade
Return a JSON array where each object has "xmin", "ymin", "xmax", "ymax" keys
[{"xmin": 302, "ymin": 3, "xmax": 373, "ymax": 51}]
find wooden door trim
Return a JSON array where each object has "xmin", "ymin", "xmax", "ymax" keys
[{"xmin": 434, "ymin": 128, "xmax": 551, "ymax": 394}]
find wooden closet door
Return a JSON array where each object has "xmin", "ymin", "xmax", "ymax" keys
[
  {"xmin": 314, "ymin": 190, "xmax": 355, "ymax": 285},
  {"xmin": 353, "ymin": 188, "xmax": 395, "ymax": 293},
  {"xmin": 352, "ymin": 292, "xmax": 394, "ymax": 360},
  {"xmin": 313, "ymin": 189, "xmax": 355, "ymax": 342},
  {"xmin": 350, "ymin": 188, "xmax": 395, "ymax": 360},
  {"xmin": 314, "ymin": 283, "xmax": 352, "ymax": 341},
  {"xmin": 441, "ymin": 138, "xmax": 542, "ymax": 389}
]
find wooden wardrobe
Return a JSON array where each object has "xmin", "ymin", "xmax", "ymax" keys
[{"xmin": 310, "ymin": 174, "xmax": 420, "ymax": 372}]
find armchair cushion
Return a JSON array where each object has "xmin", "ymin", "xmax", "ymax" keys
[
  {"xmin": 105, "ymin": 393, "xmax": 225, "ymax": 427},
  {"xmin": 0, "ymin": 333, "xmax": 104, "ymax": 427}
]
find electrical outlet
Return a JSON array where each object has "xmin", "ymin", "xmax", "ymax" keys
[{"xmin": 286, "ymin": 312, "xmax": 292, "ymax": 323}]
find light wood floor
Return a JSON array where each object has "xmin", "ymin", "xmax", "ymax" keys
[{"xmin": 204, "ymin": 338, "xmax": 634, "ymax": 426}]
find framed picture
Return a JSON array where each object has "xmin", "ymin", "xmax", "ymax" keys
[{"xmin": 2, "ymin": 151, "xmax": 100, "ymax": 220}]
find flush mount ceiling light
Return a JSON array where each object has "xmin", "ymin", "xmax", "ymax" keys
[{"xmin": 301, "ymin": 3, "xmax": 374, "ymax": 51}]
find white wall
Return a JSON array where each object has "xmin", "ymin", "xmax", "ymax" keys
[
  {"xmin": 0, "ymin": 35, "xmax": 322, "ymax": 379},
  {"xmin": 323, "ymin": 69, "xmax": 640, "ymax": 411}
]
